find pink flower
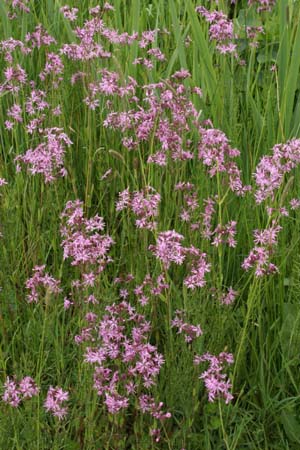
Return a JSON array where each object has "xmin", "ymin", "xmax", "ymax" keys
[
  {"xmin": 18, "ymin": 376, "xmax": 40, "ymax": 398},
  {"xmin": 2, "ymin": 376, "xmax": 39, "ymax": 407},
  {"xmin": 172, "ymin": 310, "xmax": 203, "ymax": 342},
  {"xmin": 149, "ymin": 230, "xmax": 186, "ymax": 269},
  {"xmin": 2, "ymin": 377, "xmax": 21, "ymax": 407},
  {"xmin": 81, "ymin": 301, "xmax": 167, "ymax": 417},
  {"xmin": 15, "ymin": 128, "xmax": 72, "ymax": 183},
  {"xmin": 253, "ymin": 222, "xmax": 282, "ymax": 246},
  {"xmin": 242, "ymin": 221, "xmax": 281, "ymax": 277},
  {"xmin": 184, "ymin": 251, "xmax": 211, "ymax": 289},
  {"xmin": 198, "ymin": 127, "xmax": 250, "ymax": 195},
  {"xmin": 172, "ymin": 69, "xmax": 191, "ymax": 80},
  {"xmin": 290, "ymin": 198, "xmax": 300, "ymax": 210},
  {"xmin": 139, "ymin": 394, "xmax": 171, "ymax": 419},
  {"xmin": 7, "ymin": 103, "xmax": 22, "ymax": 122},
  {"xmin": 248, "ymin": 0, "xmax": 275, "ymax": 12},
  {"xmin": 60, "ymin": 200, "xmax": 114, "ymax": 268},
  {"xmin": 104, "ymin": 393, "xmax": 129, "ymax": 413},
  {"xmin": 60, "ymin": 5, "xmax": 78, "ymax": 21},
  {"xmin": 211, "ymin": 221, "xmax": 237, "ymax": 248},
  {"xmin": 220, "ymin": 287, "xmax": 238, "ymax": 305},
  {"xmin": 117, "ymin": 186, "xmax": 160, "ymax": 230},
  {"xmin": 150, "ymin": 428, "xmax": 161, "ymax": 443},
  {"xmin": 242, "ymin": 246, "xmax": 278, "ymax": 277},
  {"xmin": 254, "ymin": 139, "xmax": 300, "ymax": 204},
  {"xmin": 44, "ymin": 386, "xmax": 69, "ymax": 420},
  {"xmin": 5, "ymin": 0, "xmax": 30, "ymax": 17},
  {"xmin": 63, "ymin": 298, "xmax": 73, "ymax": 310},
  {"xmin": 25, "ymin": 25, "xmax": 56, "ymax": 48},
  {"xmin": 194, "ymin": 352, "xmax": 234, "ymax": 403},
  {"xmin": 201, "ymin": 197, "xmax": 215, "ymax": 239},
  {"xmin": 25, "ymin": 265, "xmax": 62, "ymax": 303},
  {"xmin": 196, "ymin": 6, "xmax": 237, "ymax": 56}
]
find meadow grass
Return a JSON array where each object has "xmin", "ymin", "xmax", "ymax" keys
[{"xmin": 1, "ymin": 0, "xmax": 300, "ymax": 449}]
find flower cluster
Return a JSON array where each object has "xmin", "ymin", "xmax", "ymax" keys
[
  {"xmin": 171, "ymin": 310, "xmax": 203, "ymax": 342},
  {"xmin": 25, "ymin": 25, "xmax": 56, "ymax": 49},
  {"xmin": 116, "ymin": 186, "xmax": 161, "ymax": 230},
  {"xmin": 133, "ymin": 273, "xmax": 169, "ymax": 306},
  {"xmin": 195, "ymin": 6, "xmax": 237, "ymax": 55},
  {"xmin": 248, "ymin": 0, "xmax": 276, "ymax": 12},
  {"xmin": 60, "ymin": 10, "xmax": 138, "ymax": 62},
  {"xmin": 39, "ymin": 52, "xmax": 64, "ymax": 87},
  {"xmin": 201, "ymin": 197, "xmax": 216, "ymax": 238},
  {"xmin": 246, "ymin": 26, "xmax": 265, "ymax": 48},
  {"xmin": 176, "ymin": 183, "xmax": 200, "ymax": 226},
  {"xmin": 139, "ymin": 394, "xmax": 171, "ymax": 420},
  {"xmin": 60, "ymin": 6, "xmax": 79, "ymax": 22},
  {"xmin": 220, "ymin": 287, "xmax": 238, "ymax": 305},
  {"xmin": 104, "ymin": 74, "xmax": 200, "ymax": 165},
  {"xmin": 211, "ymin": 221, "xmax": 237, "ymax": 248},
  {"xmin": 5, "ymin": 0, "xmax": 30, "ymax": 20},
  {"xmin": 242, "ymin": 222, "xmax": 281, "ymax": 276},
  {"xmin": 290, "ymin": 198, "xmax": 300, "ymax": 210},
  {"xmin": 44, "ymin": 386, "xmax": 69, "ymax": 420},
  {"xmin": 15, "ymin": 128, "xmax": 72, "ymax": 182},
  {"xmin": 149, "ymin": 230, "xmax": 186, "ymax": 269},
  {"xmin": 184, "ymin": 249, "xmax": 211, "ymax": 289},
  {"xmin": 2, "ymin": 376, "xmax": 39, "ymax": 407},
  {"xmin": 198, "ymin": 126, "xmax": 251, "ymax": 196},
  {"xmin": 60, "ymin": 200, "xmax": 114, "ymax": 270},
  {"xmin": 254, "ymin": 139, "xmax": 300, "ymax": 204},
  {"xmin": 81, "ymin": 301, "xmax": 170, "ymax": 420},
  {"xmin": 194, "ymin": 352, "xmax": 234, "ymax": 403},
  {"xmin": 0, "ymin": 63, "xmax": 27, "ymax": 93},
  {"xmin": 149, "ymin": 231, "xmax": 211, "ymax": 288},
  {"xmin": 84, "ymin": 69, "xmax": 137, "ymax": 108},
  {"xmin": 6, "ymin": 103, "xmax": 22, "ymax": 127},
  {"xmin": 25, "ymin": 265, "xmax": 62, "ymax": 303}
]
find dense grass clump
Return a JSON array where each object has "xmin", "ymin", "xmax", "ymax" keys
[{"xmin": 1, "ymin": 1, "xmax": 300, "ymax": 449}]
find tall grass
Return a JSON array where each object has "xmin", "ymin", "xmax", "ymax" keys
[{"xmin": 1, "ymin": 1, "xmax": 300, "ymax": 449}]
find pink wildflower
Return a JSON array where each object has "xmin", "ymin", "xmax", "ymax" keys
[
  {"xmin": 139, "ymin": 394, "xmax": 171, "ymax": 419},
  {"xmin": 44, "ymin": 386, "xmax": 69, "ymax": 420},
  {"xmin": 60, "ymin": 6, "xmax": 78, "ymax": 21},
  {"xmin": 117, "ymin": 186, "xmax": 160, "ymax": 230},
  {"xmin": 254, "ymin": 139, "xmax": 300, "ymax": 204},
  {"xmin": 172, "ymin": 310, "xmax": 203, "ymax": 342},
  {"xmin": 15, "ymin": 128, "xmax": 72, "ymax": 182},
  {"xmin": 196, "ymin": 6, "xmax": 237, "ymax": 56},
  {"xmin": 194, "ymin": 352, "xmax": 234, "ymax": 403},
  {"xmin": 248, "ymin": 0, "xmax": 275, "ymax": 12},
  {"xmin": 25, "ymin": 265, "xmax": 62, "ymax": 303},
  {"xmin": 149, "ymin": 230, "xmax": 186, "ymax": 269},
  {"xmin": 25, "ymin": 25, "xmax": 56, "ymax": 48},
  {"xmin": 2, "ymin": 376, "xmax": 39, "ymax": 407},
  {"xmin": 220, "ymin": 287, "xmax": 238, "ymax": 305},
  {"xmin": 60, "ymin": 200, "xmax": 114, "ymax": 269},
  {"xmin": 184, "ymin": 250, "xmax": 211, "ymax": 289},
  {"xmin": 290, "ymin": 198, "xmax": 300, "ymax": 210},
  {"xmin": 82, "ymin": 301, "xmax": 167, "ymax": 417}
]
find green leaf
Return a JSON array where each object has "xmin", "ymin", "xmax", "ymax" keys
[
  {"xmin": 280, "ymin": 303, "xmax": 300, "ymax": 363},
  {"xmin": 235, "ymin": 8, "xmax": 261, "ymax": 29},
  {"xmin": 257, "ymin": 47, "xmax": 278, "ymax": 64}
]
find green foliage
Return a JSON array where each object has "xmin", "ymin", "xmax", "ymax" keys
[{"xmin": 1, "ymin": 0, "xmax": 300, "ymax": 449}]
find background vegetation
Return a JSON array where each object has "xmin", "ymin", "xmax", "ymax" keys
[{"xmin": 1, "ymin": 0, "xmax": 300, "ymax": 449}]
